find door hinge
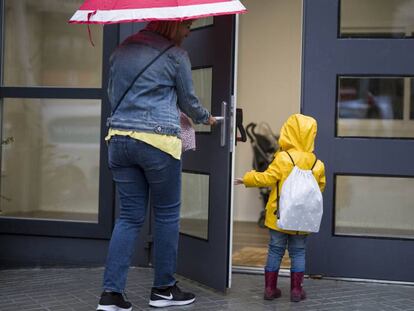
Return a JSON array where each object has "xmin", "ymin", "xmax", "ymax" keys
[
  {"xmin": 230, "ymin": 95, "xmax": 235, "ymax": 152},
  {"xmin": 145, "ymin": 234, "xmax": 154, "ymax": 267},
  {"xmin": 144, "ymin": 235, "xmax": 153, "ymax": 249}
]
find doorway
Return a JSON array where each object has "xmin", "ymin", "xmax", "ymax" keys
[{"xmin": 232, "ymin": 0, "xmax": 303, "ymax": 270}]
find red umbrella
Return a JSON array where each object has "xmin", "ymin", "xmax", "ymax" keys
[{"xmin": 69, "ymin": 0, "xmax": 246, "ymax": 24}]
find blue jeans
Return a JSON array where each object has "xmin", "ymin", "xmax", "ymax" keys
[
  {"xmin": 103, "ymin": 136, "xmax": 181, "ymax": 292},
  {"xmin": 265, "ymin": 229, "xmax": 307, "ymax": 273}
]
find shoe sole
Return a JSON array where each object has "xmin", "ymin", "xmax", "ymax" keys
[
  {"xmin": 96, "ymin": 304, "xmax": 132, "ymax": 311},
  {"xmin": 148, "ymin": 298, "xmax": 195, "ymax": 308},
  {"xmin": 264, "ymin": 292, "xmax": 282, "ymax": 300}
]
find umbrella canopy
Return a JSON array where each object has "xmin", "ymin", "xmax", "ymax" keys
[{"xmin": 69, "ymin": 0, "xmax": 246, "ymax": 24}]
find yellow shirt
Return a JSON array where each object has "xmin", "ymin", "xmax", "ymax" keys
[{"xmin": 105, "ymin": 129, "xmax": 182, "ymax": 160}]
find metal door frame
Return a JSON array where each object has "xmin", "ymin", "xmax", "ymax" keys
[{"xmin": 302, "ymin": 0, "xmax": 414, "ymax": 282}]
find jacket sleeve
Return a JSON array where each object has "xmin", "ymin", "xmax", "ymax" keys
[
  {"xmin": 175, "ymin": 52, "xmax": 210, "ymax": 124},
  {"xmin": 314, "ymin": 160, "xmax": 326, "ymax": 192},
  {"xmin": 243, "ymin": 152, "xmax": 283, "ymax": 187}
]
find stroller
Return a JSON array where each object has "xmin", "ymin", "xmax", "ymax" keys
[{"xmin": 245, "ymin": 122, "xmax": 279, "ymax": 228}]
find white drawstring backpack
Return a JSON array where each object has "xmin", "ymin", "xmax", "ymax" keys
[{"xmin": 277, "ymin": 151, "xmax": 323, "ymax": 233}]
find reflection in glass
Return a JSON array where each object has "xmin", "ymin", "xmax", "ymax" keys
[
  {"xmin": 340, "ymin": 0, "xmax": 414, "ymax": 38},
  {"xmin": 0, "ymin": 99, "xmax": 101, "ymax": 222},
  {"xmin": 3, "ymin": 0, "xmax": 103, "ymax": 87},
  {"xmin": 338, "ymin": 77, "xmax": 403, "ymax": 120},
  {"xmin": 337, "ymin": 77, "xmax": 414, "ymax": 137},
  {"xmin": 180, "ymin": 172, "xmax": 209, "ymax": 239},
  {"xmin": 192, "ymin": 68, "xmax": 213, "ymax": 132},
  {"xmin": 191, "ymin": 17, "xmax": 214, "ymax": 29},
  {"xmin": 335, "ymin": 175, "xmax": 414, "ymax": 239}
]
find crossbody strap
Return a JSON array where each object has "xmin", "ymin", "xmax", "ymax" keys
[{"xmin": 111, "ymin": 44, "xmax": 175, "ymax": 116}]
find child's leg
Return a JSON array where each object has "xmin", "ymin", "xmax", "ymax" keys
[
  {"xmin": 263, "ymin": 230, "xmax": 287, "ymax": 300},
  {"xmin": 287, "ymin": 234, "xmax": 307, "ymax": 302},
  {"xmin": 287, "ymin": 235, "xmax": 307, "ymax": 272},
  {"xmin": 266, "ymin": 229, "xmax": 288, "ymax": 271}
]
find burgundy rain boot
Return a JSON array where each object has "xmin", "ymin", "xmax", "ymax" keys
[
  {"xmin": 290, "ymin": 272, "xmax": 306, "ymax": 302},
  {"xmin": 264, "ymin": 271, "xmax": 282, "ymax": 300}
]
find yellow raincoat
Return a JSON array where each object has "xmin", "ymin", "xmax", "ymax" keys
[{"xmin": 243, "ymin": 114, "xmax": 326, "ymax": 234}]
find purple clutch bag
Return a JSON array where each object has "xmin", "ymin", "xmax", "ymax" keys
[{"xmin": 180, "ymin": 112, "xmax": 196, "ymax": 152}]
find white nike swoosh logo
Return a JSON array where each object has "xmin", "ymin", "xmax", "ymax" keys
[{"xmin": 154, "ymin": 293, "xmax": 173, "ymax": 300}]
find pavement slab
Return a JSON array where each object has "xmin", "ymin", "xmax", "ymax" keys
[{"xmin": 0, "ymin": 267, "xmax": 413, "ymax": 311}]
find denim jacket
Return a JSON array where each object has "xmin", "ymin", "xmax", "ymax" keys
[{"xmin": 106, "ymin": 30, "xmax": 210, "ymax": 138}]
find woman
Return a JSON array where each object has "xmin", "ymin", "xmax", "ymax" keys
[{"xmin": 97, "ymin": 20, "xmax": 216, "ymax": 311}]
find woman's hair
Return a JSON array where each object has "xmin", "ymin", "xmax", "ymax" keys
[{"xmin": 146, "ymin": 21, "xmax": 181, "ymax": 41}]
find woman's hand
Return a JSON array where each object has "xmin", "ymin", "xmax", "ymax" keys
[
  {"xmin": 234, "ymin": 178, "xmax": 244, "ymax": 186},
  {"xmin": 206, "ymin": 115, "xmax": 217, "ymax": 126}
]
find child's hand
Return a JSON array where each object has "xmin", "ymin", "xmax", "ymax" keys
[{"xmin": 234, "ymin": 178, "xmax": 244, "ymax": 186}]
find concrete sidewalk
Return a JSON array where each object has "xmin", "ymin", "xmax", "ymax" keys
[{"xmin": 0, "ymin": 267, "xmax": 413, "ymax": 311}]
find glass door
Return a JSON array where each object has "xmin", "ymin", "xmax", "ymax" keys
[
  {"xmin": 123, "ymin": 17, "xmax": 237, "ymax": 292},
  {"xmin": 176, "ymin": 16, "xmax": 236, "ymax": 292}
]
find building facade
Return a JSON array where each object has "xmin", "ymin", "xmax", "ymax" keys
[{"xmin": 0, "ymin": 0, "xmax": 413, "ymax": 291}]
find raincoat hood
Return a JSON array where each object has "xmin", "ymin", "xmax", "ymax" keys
[{"xmin": 278, "ymin": 114, "xmax": 317, "ymax": 153}]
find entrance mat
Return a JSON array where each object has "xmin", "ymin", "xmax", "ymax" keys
[{"xmin": 232, "ymin": 246, "xmax": 291, "ymax": 268}]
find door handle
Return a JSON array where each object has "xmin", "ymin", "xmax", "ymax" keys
[
  {"xmin": 212, "ymin": 101, "xmax": 227, "ymax": 147},
  {"xmin": 235, "ymin": 108, "xmax": 247, "ymax": 144}
]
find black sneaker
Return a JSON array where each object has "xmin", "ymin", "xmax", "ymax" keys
[
  {"xmin": 149, "ymin": 282, "xmax": 195, "ymax": 308},
  {"xmin": 97, "ymin": 291, "xmax": 132, "ymax": 311}
]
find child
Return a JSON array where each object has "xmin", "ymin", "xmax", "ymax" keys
[{"xmin": 235, "ymin": 114, "xmax": 326, "ymax": 302}]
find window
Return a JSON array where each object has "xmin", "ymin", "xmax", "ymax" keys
[
  {"xmin": 335, "ymin": 175, "xmax": 414, "ymax": 239},
  {"xmin": 3, "ymin": 0, "xmax": 103, "ymax": 87},
  {"xmin": 180, "ymin": 172, "xmax": 210, "ymax": 240},
  {"xmin": 0, "ymin": 99, "xmax": 101, "ymax": 222},
  {"xmin": 192, "ymin": 67, "xmax": 213, "ymax": 133},
  {"xmin": 337, "ymin": 76, "xmax": 414, "ymax": 138},
  {"xmin": 0, "ymin": 0, "xmax": 113, "ymax": 232},
  {"xmin": 191, "ymin": 17, "xmax": 214, "ymax": 29},
  {"xmin": 340, "ymin": 0, "xmax": 414, "ymax": 38}
]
